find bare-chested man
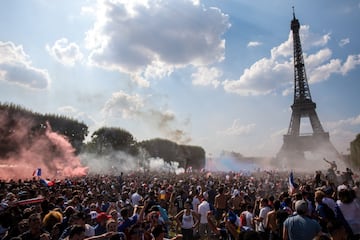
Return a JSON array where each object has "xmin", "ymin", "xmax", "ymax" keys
[
  {"xmin": 228, "ymin": 190, "xmax": 244, "ymax": 215},
  {"xmin": 214, "ymin": 186, "xmax": 229, "ymax": 222},
  {"xmin": 266, "ymin": 200, "xmax": 282, "ymax": 240}
]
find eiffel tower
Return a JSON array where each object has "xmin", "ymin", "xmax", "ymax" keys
[{"xmin": 276, "ymin": 9, "xmax": 340, "ymax": 168}]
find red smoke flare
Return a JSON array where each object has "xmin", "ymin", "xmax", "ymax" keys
[{"xmin": 0, "ymin": 112, "xmax": 87, "ymax": 180}]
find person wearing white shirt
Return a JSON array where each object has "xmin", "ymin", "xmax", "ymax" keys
[
  {"xmin": 197, "ymin": 192, "xmax": 210, "ymax": 240},
  {"xmin": 192, "ymin": 191, "xmax": 201, "ymax": 214},
  {"xmin": 254, "ymin": 198, "xmax": 271, "ymax": 239}
]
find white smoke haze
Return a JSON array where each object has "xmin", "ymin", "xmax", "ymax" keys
[
  {"xmin": 80, "ymin": 151, "xmax": 138, "ymax": 174},
  {"xmin": 277, "ymin": 139, "xmax": 347, "ymax": 173},
  {"xmin": 148, "ymin": 157, "xmax": 185, "ymax": 174},
  {"xmin": 80, "ymin": 152, "xmax": 186, "ymax": 175}
]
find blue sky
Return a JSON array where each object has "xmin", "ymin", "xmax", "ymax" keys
[{"xmin": 0, "ymin": 0, "xmax": 359, "ymax": 159}]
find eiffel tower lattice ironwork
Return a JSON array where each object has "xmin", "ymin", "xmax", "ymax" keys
[{"xmin": 277, "ymin": 9, "xmax": 340, "ymax": 166}]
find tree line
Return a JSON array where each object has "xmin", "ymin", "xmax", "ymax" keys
[{"xmin": 0, "ymin": 102, "xmax": 205, "ymax": 170}]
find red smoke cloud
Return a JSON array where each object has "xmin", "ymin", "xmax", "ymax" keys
[{"xmin": 0, "ymin": 113, "xmax": 87, "ymax": 180}]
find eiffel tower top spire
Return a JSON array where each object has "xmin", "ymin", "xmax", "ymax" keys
[{"xmin": 292, "ymin": 6, "xmax": 295, "ymax": 19}]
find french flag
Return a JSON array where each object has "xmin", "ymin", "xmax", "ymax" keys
[
  {"xmin": 288, "ymin": 171, "xmax": 298, "ymax": 194},
  {"xmin": 40, "ymin": 178, "xmax": 54, "ymax": 187},
  {"xmin": 33, "ymin": 168, "xmax": 42, "ymax": 177}
]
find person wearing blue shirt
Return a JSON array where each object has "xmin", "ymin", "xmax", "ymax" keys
[{"xmin": 283, "ymin": 200, "xmax": 322, "ymax": 240}]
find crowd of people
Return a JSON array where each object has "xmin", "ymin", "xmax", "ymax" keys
[{"xmin": 0, "ymin": 164, "xmax": 359, "ymax": 240}]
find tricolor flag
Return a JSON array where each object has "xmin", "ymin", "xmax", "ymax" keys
[
  {"xmin": 288, "ymin": 171, "xmax": 298, "ymax": 194},
  {"xmin": 33, "ymin": 168, "xmax": 42, "ymax": 177},
  {"xmin": 40, "ymin": 178, "xmax": 54, "ymax": 187}
]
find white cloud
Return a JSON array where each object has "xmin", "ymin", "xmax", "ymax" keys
[
  {"xmin": 305, "ymin": 48, "xmax": 332, "ymax": 67},
  {"xmin": 339, "ymin": 38, "xmax": 350, "ymax": 47},
  {"xmin": 311, "ymin": 32, "xmax": 331, "ymax": 47},
  {"xmin": 130, "ymin": 73, "xmax": 150, "ymax": 88},
  {"xmin": 299, "ymin": 25, "xmax": 331, "ymax": 49},
  {"xmin": 323, "ymin": 115, "xmax": 360, "ymax": 154},
  {"xmin": 102, "ymin": 91, "xmax": 144, "ymax": 119},
  {"xmin": 46, "ymin": 38, "xmax": 83, "ymax": 66},
  {"xmin": 247, "ymin": 41, "xmax": 262, "ymax": 47},
  {"xmin": 325, "ymin": 114, "xmax": 360, "ymax": 129},
  {"xmin": 270, "ymin": 32, "xmax": 292, "ymax": 59},
  {"xmin": 222, "ymin": 57, "xmax": 292, "ymax": 96},
  {"xmin": 101, "ymin": 90, "xmax": 191, "ymax": 143},
  {"xmin": 191, "ymin": 66, "xmax": 221, "ymax": 88},
  {"xmin": 57, "ymin": 105, "xmax": 97, "ymax": 126},
  {"xmin": 85, "ymin": 0, "xmax": 230, "ymax": 85},
  {"xmin": 308, "ymin": 58, "xmax": 342, "ymax": 84},
  {"xmin": 218, "ymin": 120, "xmax": 256, "ymax": 135},
  {"xmin": 58, "ymin": 105, "xmax": 77, "ymax": 114},
  {"xmin": 223, "ymin": 25, "xmax": 359, "ymax": 96},
  {"xmin": 340, "ymin": 54, "xmax": 360, "ymax": 75},
  {"xmin": 0, "ymin": 41, "xmax": 51, "ymax": 89}
]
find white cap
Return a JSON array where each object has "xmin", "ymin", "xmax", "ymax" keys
[
  {"xmin": 90, "ymin": 211, "xmax": 98, "ymax": 220},
  {"xmin": 337, "ymin": 184, "xmax": 347, "ymax": 192},
  {"xmin": 202, "ymin": 192, "xmax": 208, "ymax": 200}
]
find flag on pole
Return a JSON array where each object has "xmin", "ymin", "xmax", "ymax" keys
[
  {"xmin": 32, "ymin": 168, "xmax": 42, "ymax": 177},
  {"xmin": 288, "ymin": 171, "xmax": 298, "ymax": 194},
  {"xmin": 40, "ymin": 178, "xmax": 54, "ymax": 187}
]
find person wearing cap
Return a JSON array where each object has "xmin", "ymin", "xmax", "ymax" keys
[
  {"xmin": 283, "ymin": 200, "xmax": 322, "ymax": 240},
  {"xmin": 94, "ymin": 213, "xmax": 110, "ymax": 236},
  {"xmin": 89, "ymin": 211, "xmax": 98, "ymax": 227}
]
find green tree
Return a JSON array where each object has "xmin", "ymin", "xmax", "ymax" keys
[
  {"xmin": 179, "ymin": 145, "xmax": 206, "ymax": 169},
  {"xmin": 139, "ymin": 138, "xmax": 206, "ymax": 169},
  {"xmin": 89, "ymin": 127, "xmax": 137, "ymax": 155}
]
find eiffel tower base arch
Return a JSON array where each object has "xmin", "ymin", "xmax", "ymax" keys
[{"xmin": 276, "ymin": 133, "xmax": 342, "ymax": 170}]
